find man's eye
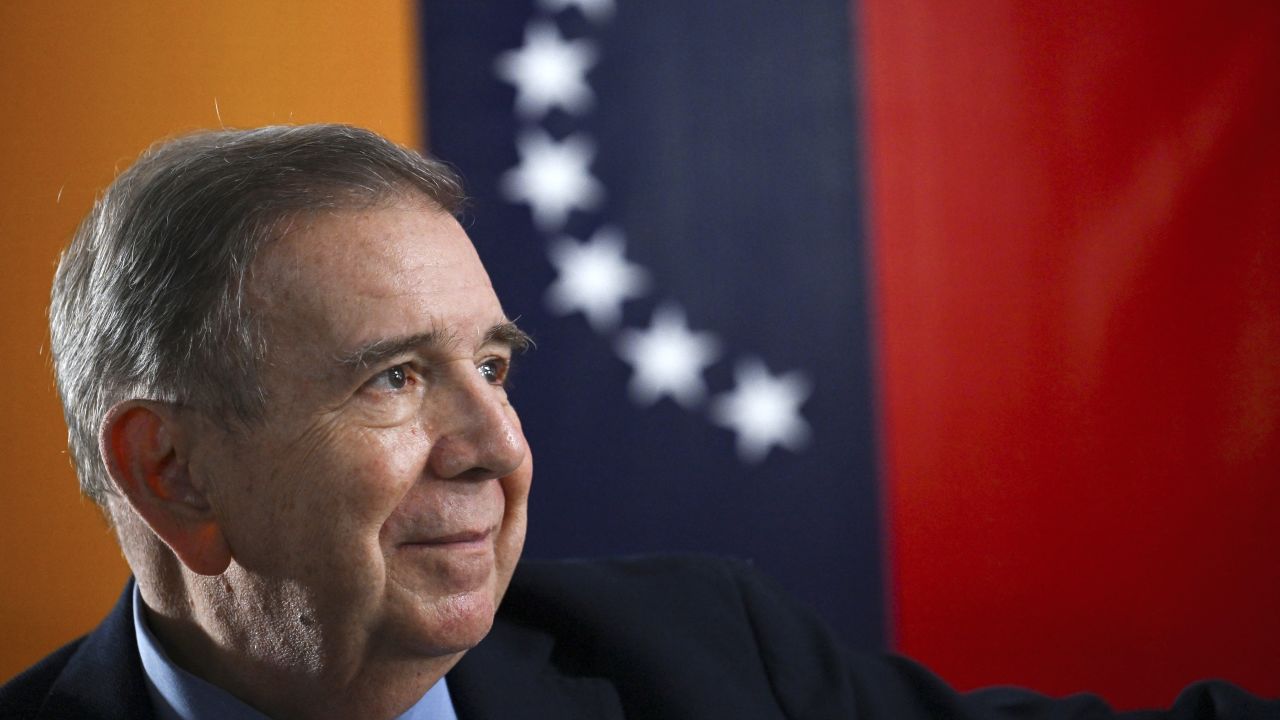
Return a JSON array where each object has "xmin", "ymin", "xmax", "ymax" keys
[
  {"xmin": 478, "ymin": 358, "xmax": 508, "ymax": 385},
  {"xmin": 370, "ymin": 364, "xmax": 411, "ymax": 391}
]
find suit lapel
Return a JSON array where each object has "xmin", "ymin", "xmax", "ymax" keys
[{"xmin": 448, "ymin": 617, "xmax": 624, "ymax": 720}]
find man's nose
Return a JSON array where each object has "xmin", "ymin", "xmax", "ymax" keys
[{"xmin": 424, "ymin": 369, "xmax": 525, "ymax": 481}]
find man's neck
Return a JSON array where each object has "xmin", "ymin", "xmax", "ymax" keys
[{"xmin": 139, "ymin": 581, "xmax": 462, "ymax": 720}]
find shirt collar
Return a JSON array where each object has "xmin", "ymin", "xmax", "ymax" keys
[{"xmin": 131, "ymin": 583, "xmax": 457, "ymax": 719}]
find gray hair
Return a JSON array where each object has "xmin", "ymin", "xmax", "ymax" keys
[{"xmin": 50, "ymin": 124, "xmax": 465, "ymax": 505}]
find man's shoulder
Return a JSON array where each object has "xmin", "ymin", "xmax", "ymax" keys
[
  {"xmin": 491, "ymin": 556, "xmax": 1280, "ymax": 720},
  {"xmin": 457, "ymin": 555, "xmax": 832, "ymax": 718},
  {"xmin": 0, "ymin": 638, "xmax": 86, "ymax": 718}
]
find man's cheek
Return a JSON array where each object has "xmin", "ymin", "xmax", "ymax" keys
[
  {"xmin": 317, "ymin": 428, "xmax": 428, "ymax": 542},
  {"xmin": 357, "ymin": 424, "xmax": 437, "ymax": 512}
]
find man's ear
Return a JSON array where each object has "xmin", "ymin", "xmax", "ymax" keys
[{"xmin": 100, "ymin": 401, "xmax": 231, "ymax": 576}]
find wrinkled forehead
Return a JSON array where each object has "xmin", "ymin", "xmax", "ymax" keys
[
  {"xmin": 257, "ymin": 196, "xmax": 479, "ymax": 279},
  {"xmin": 246, "ymin": 199, "xmax": 504, "ymax": 354}
]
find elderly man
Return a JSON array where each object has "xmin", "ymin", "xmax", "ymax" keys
[{"xmin": 1, "ymin": 125, "xmax": 1274, "ymax": 719}]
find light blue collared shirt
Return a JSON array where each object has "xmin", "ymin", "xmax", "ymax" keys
[{"xmin": 132, "ymin": 584, "xmax": 458, "ymax": 720}]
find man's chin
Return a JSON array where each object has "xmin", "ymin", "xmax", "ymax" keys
[{"xmin": 392, "ymin": 588, "xmax": 499, "ymax": 658}]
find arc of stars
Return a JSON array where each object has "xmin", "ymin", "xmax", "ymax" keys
[{"xmin": 497, "ymin": 8, "xmax": 815, "ymax": 465}]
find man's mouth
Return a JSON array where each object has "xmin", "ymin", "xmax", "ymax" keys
[{"xmin": 403, "ymin": 527, "xmax": 495, "ymax": 548}]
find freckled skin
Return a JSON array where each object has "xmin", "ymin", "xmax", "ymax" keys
[{"xmin": 176, "ymin": 199, "xmax": 532, "ymax": 719}]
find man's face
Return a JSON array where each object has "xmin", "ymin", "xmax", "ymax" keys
[{"xmin": 190, "ymin": 197, "xmax": 531, "ymax": 668}]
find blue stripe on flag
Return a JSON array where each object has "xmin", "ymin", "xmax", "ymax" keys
[{"xmin": 422, "ymin": 0, "xmax": 883, "ymax": 650}]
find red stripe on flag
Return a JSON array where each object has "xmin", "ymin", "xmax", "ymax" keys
[{"xmin": 861, "ymin": 0, "xmax": 1280, "ymax": 708}]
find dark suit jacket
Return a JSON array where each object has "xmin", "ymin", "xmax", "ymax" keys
[{"xmin": 1, "ymin": 556, "xmax": 1274, "ymax": 719}]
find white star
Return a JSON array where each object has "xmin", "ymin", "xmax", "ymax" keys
[
  {"xmin": 494, "ymin": 21, "xmax": 597, "ymax": 119},
  {"xmin": 545, "ymin": 227, "xmax": 649, "ymax": 331},
  {"xmin": 537, "ymin": 0, "xmax": 615, "ymax": 23},
  {"xmin": 617, "ymin": 305, "xmax": 720, "ymax": 408},
  {"xmin": 501, "ymin": 129, "xmax": 604, "ymax": 232},
  {"xmin": 711, "ymin": 359, "xmax": 812, "ymax": 464}
]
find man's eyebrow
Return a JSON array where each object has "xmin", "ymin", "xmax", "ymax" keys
[
  {"xmin": 336, "ymin": 321, "xmax": 532, "ymax": 371},
  {"xmin": 337, "ymin": 330, "xmax": 452, "ymax": 371},
  {"xmin": 483, "ymin": 321, "xmax": 534, "ymax": 354}
]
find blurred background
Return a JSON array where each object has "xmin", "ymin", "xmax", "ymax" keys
[{"xmin": 1, "ymin": 0, "xmax": 1276, "ymax": 710}]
